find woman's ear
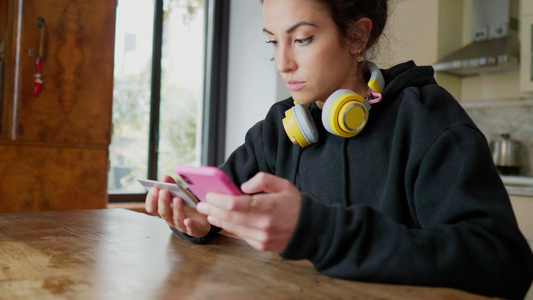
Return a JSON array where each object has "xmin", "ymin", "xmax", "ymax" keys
[{"xmin": 348, "ymin": 17, "xmax": 373, "ymax": 54}]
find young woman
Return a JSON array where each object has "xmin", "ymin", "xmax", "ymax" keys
[{"xmin": 145, "ymin": 0, "xmax": 533, "ymax": 298}]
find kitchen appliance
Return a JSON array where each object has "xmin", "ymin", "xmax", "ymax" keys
[
  {"xmin": 490, "ymin": 133, "xmax": 527, "ymax": 175},
  {"xmin": 432, "ymin": 0, "xmax": 520, "ymax": 76}
]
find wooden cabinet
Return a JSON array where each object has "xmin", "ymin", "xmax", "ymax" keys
[
  {"xmin": 0, "ymin": 0, "xmax": 116, "ymax": 212},
  {"xmin": 0, "ymin": 146, "xmax": 109, "ymax": 212}
]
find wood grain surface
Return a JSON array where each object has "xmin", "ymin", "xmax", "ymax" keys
[
  {"xmin": 12, "ymin": 0, "xmax": 116, "ymax": 145},
  {"xmin": 0, "ymin": 209, "xmax": 492, "ymax": 300},
  {"xmin": 1, "ymin": 0, "xmax": 115, "ymax": 212},
  {"xmin": 0, "ymin": 145, "xmax": 108, "ymax": 212}
]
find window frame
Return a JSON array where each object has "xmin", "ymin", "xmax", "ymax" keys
[{"xmin": 108, "ymin": 0, "xmax": 229, "ymax": 203}]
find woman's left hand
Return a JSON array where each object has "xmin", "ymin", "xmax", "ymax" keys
[{"xmin": 196, "ymin": 172, "xmax": 302, "ymax": 253}]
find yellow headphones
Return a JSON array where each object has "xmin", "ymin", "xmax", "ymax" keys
[{"xmin": 282, "ymin": 61, "xmax": 385, "ymax": 147}]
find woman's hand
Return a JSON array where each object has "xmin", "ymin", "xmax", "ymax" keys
[
  {"xmin": 196, "ymin": 172, "xmax": 302, "ymax": 253},
  {"xmin": 145, "ymin": 175, "xmax": 211, "ymax": 237}
]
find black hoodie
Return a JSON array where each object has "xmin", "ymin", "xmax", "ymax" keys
[{"xmin": 177, "ymin": 61, "xmax": 533, "ymax": 299}]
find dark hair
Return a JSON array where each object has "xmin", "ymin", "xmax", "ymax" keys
[{"xmin": 260, "ymin": 0, "xmax": 388, "ymax": 53}]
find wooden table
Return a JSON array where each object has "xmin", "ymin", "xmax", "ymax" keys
[{"xmin": 0, "ymin": 209, "xmax": 490, "ymax": 299}]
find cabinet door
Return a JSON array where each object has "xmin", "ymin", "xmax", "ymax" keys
[
  {"xmin": 0, "ymin": 145, "xmax": 108, "ymax": 212},
  {"xmin": 12, "ymin": 0, "xmax": 115, "ymax": 146},
  {"xmin": 509, "ymin": 196, "xmax": 533, "ymax": 243},
  {"xmin": 520, "ymin": 14, "xmax": 533, "ymax": 92},
  {"xmin": 0, "ymin": 0, "xmax": 116, "ymax": 212},
  {"xmin": 522, "ymin": 0, "xmax": 533, "ymax": 16}
]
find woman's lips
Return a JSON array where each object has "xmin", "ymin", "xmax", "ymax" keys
[{"xmin": 285, "ymin": 80, "xmax": 306, "ymax": 91}]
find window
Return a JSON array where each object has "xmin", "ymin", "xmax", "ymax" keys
[
  {"xmin": 108, "ymin": 0, "xmax": 228, "ymax": 202},
  {"xmin": 109, "ymin": 0, "xmax": 154, "ymax": 196}
]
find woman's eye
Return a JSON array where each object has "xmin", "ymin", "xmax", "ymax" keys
[
  {"xmin": 295, "ymin": 36, "xmax": 313, "ymax": 46},
  {"xmin": 265, "ymin": 40, "xmax": 278, "ymax": 46}
]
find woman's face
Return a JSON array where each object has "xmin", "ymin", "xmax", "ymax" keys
[{"xmin": 263, "ymin": 0, "xmax": 362, "ymax": 107}]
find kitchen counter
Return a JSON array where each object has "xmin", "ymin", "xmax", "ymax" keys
[
  {"xmin": 461, "ymin": 98, "xmax": 533, "ymax": 193},
  {"xmin": 501, "ymin": 175, "xmax": 533, "ymax": 197}
]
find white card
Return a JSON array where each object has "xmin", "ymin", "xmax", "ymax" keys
[{"xmin": 136, "ymin": 178, "xmax": 198, "ymax": 208}]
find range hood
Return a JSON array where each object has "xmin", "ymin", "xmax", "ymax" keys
[{"xmin": 432, "ymin": 0, "xmax": 520, "ymax": 77}]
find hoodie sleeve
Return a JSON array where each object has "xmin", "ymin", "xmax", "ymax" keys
[
  {"xmin": 170, "ymin": 120, "xmax": 267, "ymax": 243},
  {"xmin": 172, "ymin": 101, "xmax": 285, "ymax": 243},
  {"xmin": 220, "ymin": 120, "xmax": 268, "ymax": 186},
  {"xmin": 280, "ymin": 125, "xmax": 533, "ymax": 300}
]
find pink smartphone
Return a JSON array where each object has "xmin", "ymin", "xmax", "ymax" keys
[{"xmin": 174, "ymin": 165, "xmax": 242, "ymax": 202}]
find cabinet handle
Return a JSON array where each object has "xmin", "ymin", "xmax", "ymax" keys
[{"xmin": 37, "ymin": 17, "xmax": 45, "ymax": 62}]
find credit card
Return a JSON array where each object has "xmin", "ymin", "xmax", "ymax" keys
[{"xmin": 136, "ymin": 178, "xmax": 198, "ymax": 208}]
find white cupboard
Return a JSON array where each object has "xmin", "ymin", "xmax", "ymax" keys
[
  {"xmin": 378, "ymin": 0, "xmax": 463, "ymax": 98},
  {"xmin": 522, "ymin": 0, "xmax": 533, "ymax": 16},
  {"xmin": 509, "ymin": 196, "xmax": 533, "ymax": 244},
  {"xmin": 520, "ymin": 2, "xmax": 533, "ymax": 92}
]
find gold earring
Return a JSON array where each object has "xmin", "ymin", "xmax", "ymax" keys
[{"xmin": 357, "ymin": 48, "xmax": 363, "ymax": 63}]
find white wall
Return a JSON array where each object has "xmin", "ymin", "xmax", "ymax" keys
[{"xmin": 225, "ymin": 0, "xmax": 290, "ymax": 159}]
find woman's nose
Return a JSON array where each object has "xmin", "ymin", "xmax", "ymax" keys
[{"xmin": 276, "ymin": 47, "xmax": 297, "ymax": 73}]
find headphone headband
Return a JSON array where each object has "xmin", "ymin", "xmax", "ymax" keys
[{"xmin": 366, "ymin": 61, "xmax": 385, "ymax": 93}]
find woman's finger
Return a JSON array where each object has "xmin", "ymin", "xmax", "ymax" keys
[
  {"xmin": 197, "ymin": 199, "xmax": 242, "ymax": 219},
  {"xmin": 203, "ymin": 193, "xmax": 254, "ymax": 212},
  {"xmin": 157, "ymin": 189, "xmax": 174, "ymax": 228},
  {"xmin": 241, "ymin": 172, "xmax": 293, "ymax": 195},
  {"xmin": 161, "ymin": 175, "xmax": 176, "ymax": 184},
  {"xmin": 145, "ymin": 175, "xmax": 176, "ymax": 215},
  {"xmin": 145, "ymin": 187, "xmax": 159, "ymax": 215},
  {"xmin": 207, "ymin": 215, "xmax": 267, "ymax": 242},
  {"xmin": 183, "ymin": 218, "xmax": 200, "ymax": 236},
  {"xmin": 205, "ymin": 204, "xmax": 266, "ymax": 228},
  {"xmin": 202, "ymin": 193, "xmax": 278, "ymax": 216},
  {"xmin": 172, "ymin": 197, "xmax": 187, "ymax": 232},
  {"xmin": 202, "ymin": 192, "xmax": 280, "ymax": 216}
]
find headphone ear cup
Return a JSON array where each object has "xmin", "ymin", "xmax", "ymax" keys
[
  {"xmin": 321, "ymin": 89, "xmax": 370, "ymax": 138},
  {"xmin": 282, "ymin": 104, "xmax": 319, "ymax": 147},
  {"xmin": 293, "ymin": 105, "xmax": 319, "ymax": 145}
]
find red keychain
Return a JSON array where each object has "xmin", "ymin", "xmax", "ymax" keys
[
  {"xmin": 33, "ymin": 17, "xmax": 45, "ymax": 97},
  {"xmin": 33, "ymin": 59, "xmax": 43, "ymax": 96}
]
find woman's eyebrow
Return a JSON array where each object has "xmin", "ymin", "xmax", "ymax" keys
[
  {"xmin": 263, "ymin": 28, "xmax": 274, "ymax": 35},
  {"xmin": 263, "ymin": 21, "xmax": 317, "ymax": 35},
  {"xmin": 286, "ymin": 22, "xmax": 317, "ymax": 33}
]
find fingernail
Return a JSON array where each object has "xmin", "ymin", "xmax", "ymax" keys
[
  {"xmin": 241, "ymin": 181, "xmax": 250, "ymax": 189},
  {"xmin": 196, "ymin": 202, "xmax": 206, "ymax": 212}
]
